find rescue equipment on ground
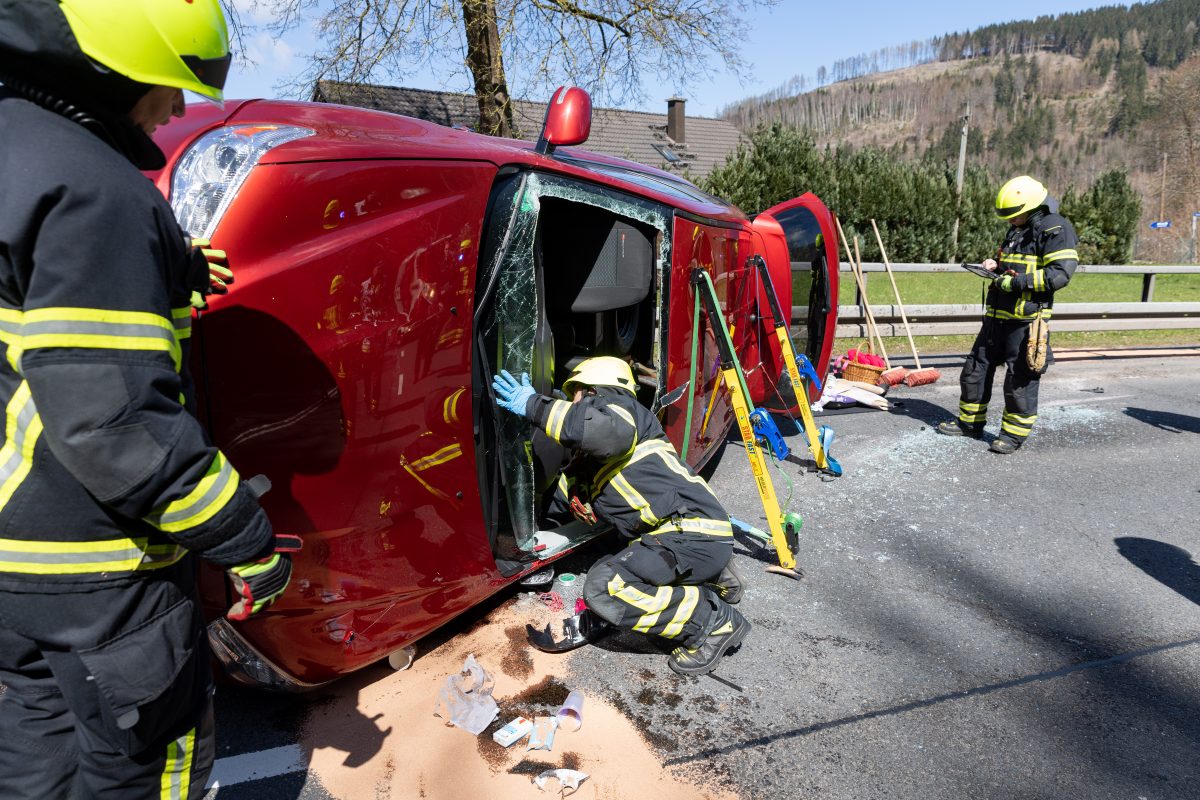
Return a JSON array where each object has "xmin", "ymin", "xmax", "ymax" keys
[
  {"xmin": 872, "ymin": 220, "xmax": 941, "ymax": 387},
  {"xmin": 691, "ymin": 268, "xmax": 803, "ymax": 578}
]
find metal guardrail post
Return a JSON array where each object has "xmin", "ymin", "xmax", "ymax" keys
[{"xmin": 1142, "ymin": 273, "xmax": 1156, "ymax": 302}]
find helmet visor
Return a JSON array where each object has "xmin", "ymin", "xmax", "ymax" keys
[{"xmin": 182, "ymin": 52, "xmax": 232, "ymax": 93}]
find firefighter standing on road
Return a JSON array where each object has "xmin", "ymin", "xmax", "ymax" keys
[
  {"xmin": 0, "ymin": 2, "xmax": 297, "ymax": 797},
  {"xmin": 493, "ymin": 357, "xmax": 750, "ymax": 675},
  {"xmin": 938, "ymin": 176, "xmax": 1079, "ymax": 454}
]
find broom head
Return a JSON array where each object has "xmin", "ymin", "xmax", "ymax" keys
[
  {"xmin": 880, "ymin": 366, "xmax": 908, "ymax": 386},
  {"xmin": 903, "ymin": 367, "xmax": 941, "ymax": 387}
]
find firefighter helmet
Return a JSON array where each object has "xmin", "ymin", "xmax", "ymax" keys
[
  {"xmin": 995, "ymin": 175, "xmax": 1048, "ymax": 220},
  {"xmin": 59, "ymin": 0, "xmax": 231, "ymax": 103},
  {"xmin": 563, "ymin": 357, "xmax": 637, "ymax": 396}
]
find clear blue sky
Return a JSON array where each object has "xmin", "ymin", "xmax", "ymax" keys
[{"xmin": 223, "ymin": 0, "xmax": 1122, "ymax": 117}]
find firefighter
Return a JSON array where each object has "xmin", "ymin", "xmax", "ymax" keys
[
  {"xmin": 493, "ymin": 357, "xmax": 750, "ymax": 675},
  {"xmin": 0, "ymin": 2, "xmax": 297, "ymax": 797},
  {"xmin": 937, "ymin": 176, "xmax": 1079, "ymax": 454}
]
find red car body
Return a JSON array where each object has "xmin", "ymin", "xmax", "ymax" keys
[{"xmin": 148, "ymin": 93, "xmax": 839, "ymax": 688}]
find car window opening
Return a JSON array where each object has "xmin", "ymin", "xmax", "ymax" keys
[{"xmin": 474, "ymin": 172, "xmax": 671, "ymax": 574}]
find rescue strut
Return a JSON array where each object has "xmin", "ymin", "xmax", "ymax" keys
[
  {"xmin": 691, "ymin": 269, "xmax": 802, "ymax": 579},
  {"xmin": 749, "ymin": 255, "xmax": 842, "ymax": 478}
]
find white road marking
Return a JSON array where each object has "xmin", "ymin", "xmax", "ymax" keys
[{"xmin": 206, "ymin": 744, "xmax": 307, "ymax": 788}]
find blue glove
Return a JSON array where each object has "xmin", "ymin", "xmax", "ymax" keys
[
  {"xmin": 492, "ymin": 370, "xmax": 536, "ymax": 416},
  {"xmin": 998, "ymin": 274, "xmax": 1016, "ymax": 293}
]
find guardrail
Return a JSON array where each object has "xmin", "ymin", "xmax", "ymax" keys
[{"xmin": 791, "ymin": 263, "xmax": 1200, "ymax": 337}]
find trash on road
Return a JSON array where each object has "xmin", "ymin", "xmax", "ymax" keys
[
  {"xmin": 534, "ymin": 768, "xmax": 589, "ymax": 795},
  {"xmin": 433, "ymin": 654, "xmax": 499, "ymax": 734},
  {"xmin": 556, "ymin": 690, "xmax": 584, "ymax": 732},
  {"xmin": 526, "ymin": 716, "xmax": 558, "ymax": 751},
  {"xmin": 492, "ymin": 715, "xmax": 534, "ymax": 747}
]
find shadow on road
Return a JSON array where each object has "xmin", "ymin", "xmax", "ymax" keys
[
  {"xmin": 1115, "ymin": 537, "xmax": 1200, "ymax": 607},
  {"xmin": 1123, "ymin": 407, "xmax": 1200, "ymax": 434}
]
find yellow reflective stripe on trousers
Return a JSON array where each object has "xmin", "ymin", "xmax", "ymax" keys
[
  {"xmin": 649, "ymin": 517, "xmax": 734, "ymax": 537},
  {"xmin": 144, "ymin": 452, "xmax": 239, "ymax": 533},
  {"xmin": 161, "ymin": 725, "xmax": 196, "ymax": 800},
  {"xmin": 986, "ymin": 307, "xmax": 1039, "ymax": 321},
  {"xmin": 544, "ymin": 399, "xmax": 572, "ymax": 442},
  {"xmin": 0, "ymin": 536, "xmax": 186, "ymax": 574},
  {"xmin": 1001, "ymin": 413, "xmax": 1036, "ymax": 438},
  {"xmin": 607, "ymin": 573, "xmax": 672, "ymax": 628},
  {"xmin": 661, "ymin": 585, "xmax": 700, "ymax": 639},
  {"xmin": 0, "ymin": 382, "xmax": 44, "ymax": 512}
]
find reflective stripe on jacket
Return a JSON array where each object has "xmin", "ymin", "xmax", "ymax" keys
[
  {"xmin": 527, "ymin": 387, "xmax": 730, "ymax": 541},
  {"xmin": 0, "ymin": 92, "xmax": 272, "ymax": 590},
  {"xmin": 986, "ymin": 207, "xmax": 1079, "ymax": 321}
]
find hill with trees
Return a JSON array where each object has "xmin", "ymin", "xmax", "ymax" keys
[{"xmin": 716, "ymin": 0, "xmax": 1200, "ymax": 263}]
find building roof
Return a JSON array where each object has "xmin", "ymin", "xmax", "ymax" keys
[{"xmin": 312, "ymin": 81, "xmax": 743, "ymax": 180}]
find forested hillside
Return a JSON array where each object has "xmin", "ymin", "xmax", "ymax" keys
[{"xmin": 718, "ymin": 0, "xmax": 1200, "ymax": 263}]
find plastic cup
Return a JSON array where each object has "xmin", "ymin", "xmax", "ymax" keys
[{"xmin": 557, "ymin": 690, "xmax": 584, "ymax": 732}]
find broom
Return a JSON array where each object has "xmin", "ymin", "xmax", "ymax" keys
[
  {"xmin": 870, "ymin": 219, "xmax": 940, "ymax": 387},
  {"xmin": 836, "ymin": 218, "xmax": 906, "ymax": 386}
]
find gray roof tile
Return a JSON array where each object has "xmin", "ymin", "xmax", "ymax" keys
[{"xmin": 312, "ymin": 81, "xmax": 743, "ymax": 180}]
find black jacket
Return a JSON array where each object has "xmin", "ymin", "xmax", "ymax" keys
[
  {"xmin": 525, "ymin": 387, "xmax": 731, "ymax": 542},
  {"xmin": 987, "ymin": 202, "xmax": 1080, "ymax": 321},
  {"xmin": 0, "ymin": 80, "xmax": 271, "ymax": 589}
]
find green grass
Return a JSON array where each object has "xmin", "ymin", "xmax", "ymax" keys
[
  {"xmin": 826, "ymin": 271, "xmax": 1200, "ymax": 306},
  {"xmin": 815, "ymin": 271, "xmax": 1200, "ymax": 354}
]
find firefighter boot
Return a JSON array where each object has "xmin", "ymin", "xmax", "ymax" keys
[
  {"xmin": 668, "ymin": 601, "xmax": 750, "ymax": 676},
  {"xmin": 990, "ymin": 437, "xmax": 1021, "ymax": 454},
  {"xmin": 704, "ymin": 561, "xmax": 745, "ymax": 605},
  {"xmin": 937, "ymin": 420, "xmax": 983, "ymax": 438}
]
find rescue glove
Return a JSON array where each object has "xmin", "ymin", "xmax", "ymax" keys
[
  {"xmin": 187, "ymin": 236, "xmax": 235, "ymax": 310},
  {"xmin": 226, "ymin": 533, "xmax": 303, "ymax": 621},
  {"xmin": 998, "ymin": 273, "xmax": 1017, "ymax": 293},
  {"xmin": 492, "ymin": 370, "xmax": 536, "ymax": 416}
]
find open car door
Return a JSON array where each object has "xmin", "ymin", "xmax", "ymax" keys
[{"xmin": 748, "ymin": 192, "xmax": 839, "ymax": 412}]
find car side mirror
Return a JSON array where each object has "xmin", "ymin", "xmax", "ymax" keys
[{"xmin": 535, "ymin": 86, "xmax": 591, "ymax": 155}]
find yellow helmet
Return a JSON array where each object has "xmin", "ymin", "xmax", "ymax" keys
[
  {"xmin": 995, "ymin": 175, "xmax": 1048, "ymax": 220},
  {"xmin": 563, "ymin": 357, "xmax": 637, "ymax": 396},
  {"xmin": 59, "ymin": 0, "xmax": 231, "ymax": 103}
]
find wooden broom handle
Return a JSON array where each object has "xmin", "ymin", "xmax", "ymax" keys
[
  {"xmin": 834, "ymin": 217, "xmax": 889, "ymax": 367},
  {"xmin": 852, "ymin": 235, "xmax": 890, "ymax": 367},
  {"xmin": 870, "ymin": 219, "xmax": 923, "ymax": 370}
]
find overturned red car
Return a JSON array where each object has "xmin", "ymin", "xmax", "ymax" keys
[{"xmin": 148, "ymin": 88, "xmax": 839, "ymax": 688}]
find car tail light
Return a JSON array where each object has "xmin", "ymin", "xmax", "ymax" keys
[{"xmin": 170, "ymin": 124, "xmax": 314, "ymax": 238}]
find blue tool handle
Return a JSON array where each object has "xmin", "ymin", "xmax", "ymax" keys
[
  {"xmin": 796, "ymin": 354, "xmax": 823, "ymax": 393},
  {"xmin": 750, "ymin": 407, "xmax": 790, "ymax": 461}
]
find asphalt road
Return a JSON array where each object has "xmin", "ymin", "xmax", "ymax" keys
[{"xmin": 42, "ymin": 352, "xmax": 1200, "ymax": 799}]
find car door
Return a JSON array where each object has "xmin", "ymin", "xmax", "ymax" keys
[{"xmin": 749, "ymin": 192, "xmax": 840, "ymax": 410}]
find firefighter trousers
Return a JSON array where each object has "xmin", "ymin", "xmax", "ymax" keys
[
  {"xmin": 583, "ymin": 530, "xmax": 733, "ymax": 649},
  {"xmin": 0, "ymin": 560, "xmax": 215, "ymax": 800},
  {"xmin": 957, "ymin": 317, "xmax": 1048, "ymax": 446}
]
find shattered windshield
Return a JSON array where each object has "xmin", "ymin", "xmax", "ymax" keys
[{"xmin": 477, "ymin": 171, "xmax": 671, "ymax": 551}]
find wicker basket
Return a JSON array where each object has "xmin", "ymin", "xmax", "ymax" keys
[{"xmin": 841, "ymin": 340, "xmax": 885, "ymax": 384}]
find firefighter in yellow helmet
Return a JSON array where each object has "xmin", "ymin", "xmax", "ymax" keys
[
  {"xmin": 937, "ymin": 176, "xmax": 1079, "ymax": 453},
  {"xmin": 0, "ymin": 2, "xmax": 296, "ymax": 796},
  {"xmin": 493, "ymin": 357, "xmax": 749, "ymax": 675}
]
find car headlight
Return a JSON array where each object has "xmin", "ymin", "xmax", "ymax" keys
[{"xmin": 170, "ymin": 124, "xmax": 314, "ymax": 238}]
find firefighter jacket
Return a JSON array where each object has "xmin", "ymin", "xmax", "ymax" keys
[
  {"xmin": 0, "ymin": 90, "xmax": 273, "ymax": 592},
  {"xmin": 986, "ymin": 203, "xmax": 1079, "ymax": 322},
  {"xmin": 524, "ymin": 387, "xmax": 731, "ymax": 542}
]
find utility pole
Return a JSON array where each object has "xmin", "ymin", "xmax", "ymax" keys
[
  {"xmin": 1159, "ymin": 152, "xmax": 1168, "ymax": 222},
  {"xmin": 950, "ymin": 102, "xmax": 970, "ymax": 259}
]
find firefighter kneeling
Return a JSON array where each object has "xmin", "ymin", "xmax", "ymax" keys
[{"xmin": 493, "ymin": 357, "xmax": 749, "ymax": 675}]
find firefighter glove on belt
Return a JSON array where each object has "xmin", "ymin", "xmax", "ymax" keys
[
  {"xmin": 188, "ymin": 237, "xmax": 234, "ymax": 310},
  {"xmin": 227, "ymin": 533, "xmax": 303, "ymax": 621},
  {"xmin": 492, "ymin": 370, "xmax": 536, "ymax": 416}
]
